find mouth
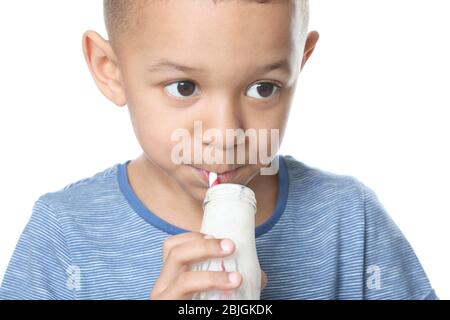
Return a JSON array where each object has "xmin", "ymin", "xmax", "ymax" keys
[{"xmin": 188, "ymin": 165, "xmax": 244, "ymax": 185}]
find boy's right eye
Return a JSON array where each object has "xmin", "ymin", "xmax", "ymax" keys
[{"xmin": 165, "ymin": 81, "xmax": 200, "ymax": 99}]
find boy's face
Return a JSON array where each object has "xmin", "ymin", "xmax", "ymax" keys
[{"xmin": 84, "ymin": 0, "xmax": 316, "ymax": 202}]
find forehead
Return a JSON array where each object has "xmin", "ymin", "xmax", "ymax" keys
[{"xmin": 127, "ymin": 0, "xmax": 298, "ymax": 70}]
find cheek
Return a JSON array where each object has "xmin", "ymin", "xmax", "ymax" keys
[
  {"xmin": 128, "ymin": 106, "xmax": 182, "ymax": 165},
  {"xmin": 140, "ymin": 128, "xmax": 174, "ymax": 161}
]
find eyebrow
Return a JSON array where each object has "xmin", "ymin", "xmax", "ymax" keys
[{"xmin": 146, "ymin": 59, "xmax": 291, "ymax": 75}]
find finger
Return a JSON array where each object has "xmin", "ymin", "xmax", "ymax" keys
[
  {"xmin": 162, "ymin": 238, "xmax": 235, "ymax": 278},
  {"xmin": 162, "ymin": 232, "xmax": 206, "ymax": 263},
  {"xmin": 261, "ymin": 271, "xmax": 268, "ymax": 289},
  {"xmin": 158, "ymin": 271, "xmax": 242, "ymax": 300},
  {"xmin": 152, "ymin": 232, "xmax": 204, "ymax": 299}
]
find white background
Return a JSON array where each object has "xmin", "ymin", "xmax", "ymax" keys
[{"xmin": 0, "ymin": 0, "xmax": 449, "ymax": 299}]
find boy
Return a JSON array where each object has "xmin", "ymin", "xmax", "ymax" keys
[{"xmin": 0, "ymin": 0, "xmax": 437, "ymax": 299}]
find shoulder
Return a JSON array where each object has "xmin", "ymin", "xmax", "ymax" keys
[
  {"xmin": 35, "ymin": 162, "xmax": 124, "ymax": 217},
  {"xmin": 280, "ymin": 154, "xmax": 386, "ymax": 233},
  {"xmin": 282, "ymin": 154, "xmax": 366, "ymax": 206},
  {"xmin": 281, "ymin": 154, "xmax": 397, "ymax": 234}
]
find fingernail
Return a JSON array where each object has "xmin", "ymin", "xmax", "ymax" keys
[
  {"xmin": 220, "ymin": 239, "xmax": 233, "ymax": 252},
  {"xmin": 203, "ymin": 234, "xmax": 215, "ymax": 239},
  {"xmin": 228, "ymin": 272, "xmax": 241, "ymax": 284}
]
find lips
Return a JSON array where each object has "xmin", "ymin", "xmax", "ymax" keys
[{"xmin": 189, "ymin": 165, "xmax": 243, "ymax": 184}]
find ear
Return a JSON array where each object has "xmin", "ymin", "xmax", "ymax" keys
[
  {"xmin": 82, "ymin": 31, "xmax": 127, "ymax": 107},
  {"xmin": 300, "ymin": 31, "xmax": 320, "ymax": 71}
]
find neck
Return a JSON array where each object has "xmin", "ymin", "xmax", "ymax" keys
[{"xmin": 127, "ymin": 154, "xmax": 279, "ymax": 232}]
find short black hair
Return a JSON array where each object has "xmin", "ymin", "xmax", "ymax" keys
[
  {"xmin": 104, "ymin": 0, "xmax": 309, "ymax": 50},
  {"xmin": 103, "ymin": 0, "xmax": 147, "ymax": 50}
]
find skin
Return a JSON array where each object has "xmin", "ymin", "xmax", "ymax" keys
[{"xmin": 82, "ymin": 0, "xmax": 319, "ymax": 299}]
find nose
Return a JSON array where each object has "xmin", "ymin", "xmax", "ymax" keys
[{"xmin": 200, "ymin": 95, "xmax": 245, "ymax": 151}]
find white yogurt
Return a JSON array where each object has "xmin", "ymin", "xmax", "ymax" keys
[{"xmin": 191, "ymin": 183, "xmax": 261, "ymax": 300}]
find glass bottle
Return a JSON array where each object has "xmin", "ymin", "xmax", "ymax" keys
[{"xmin": 190, "ymin": 183, "xmax": 261, "ymax": 300}]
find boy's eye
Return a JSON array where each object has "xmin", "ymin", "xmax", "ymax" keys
[
  {"xmin": 165, "ymin": 81, "xmax": 199, "ymax": 99},
  {"xmin": 164, "ymin": 80, "xmax": 281, "ymax": 100},
  {"xmin": 246, "ymin": 82, "xmax": 281, "ymax": 100}
]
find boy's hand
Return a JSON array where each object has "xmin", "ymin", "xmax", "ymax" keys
[{"xmin": 150, "ymin": 232, "xmax": 267, "ymax": 300}]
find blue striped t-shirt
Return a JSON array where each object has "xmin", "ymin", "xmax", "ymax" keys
[{"xmin": 0, "ymin": 155, "xmax": 437, "ymax": 300}]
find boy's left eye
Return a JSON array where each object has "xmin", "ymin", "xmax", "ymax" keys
[
  {"xmin": 246, "ymin": 82, "xmax": 282, "ymax": 100},
  {"xmin": 164, "ymin": 80, "xmax": 281, "ymax": 100}
]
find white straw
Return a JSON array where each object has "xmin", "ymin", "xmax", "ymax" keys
[{"xmin": 208, "ymin": 172, "xmax": 218, "ymax": 187}]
